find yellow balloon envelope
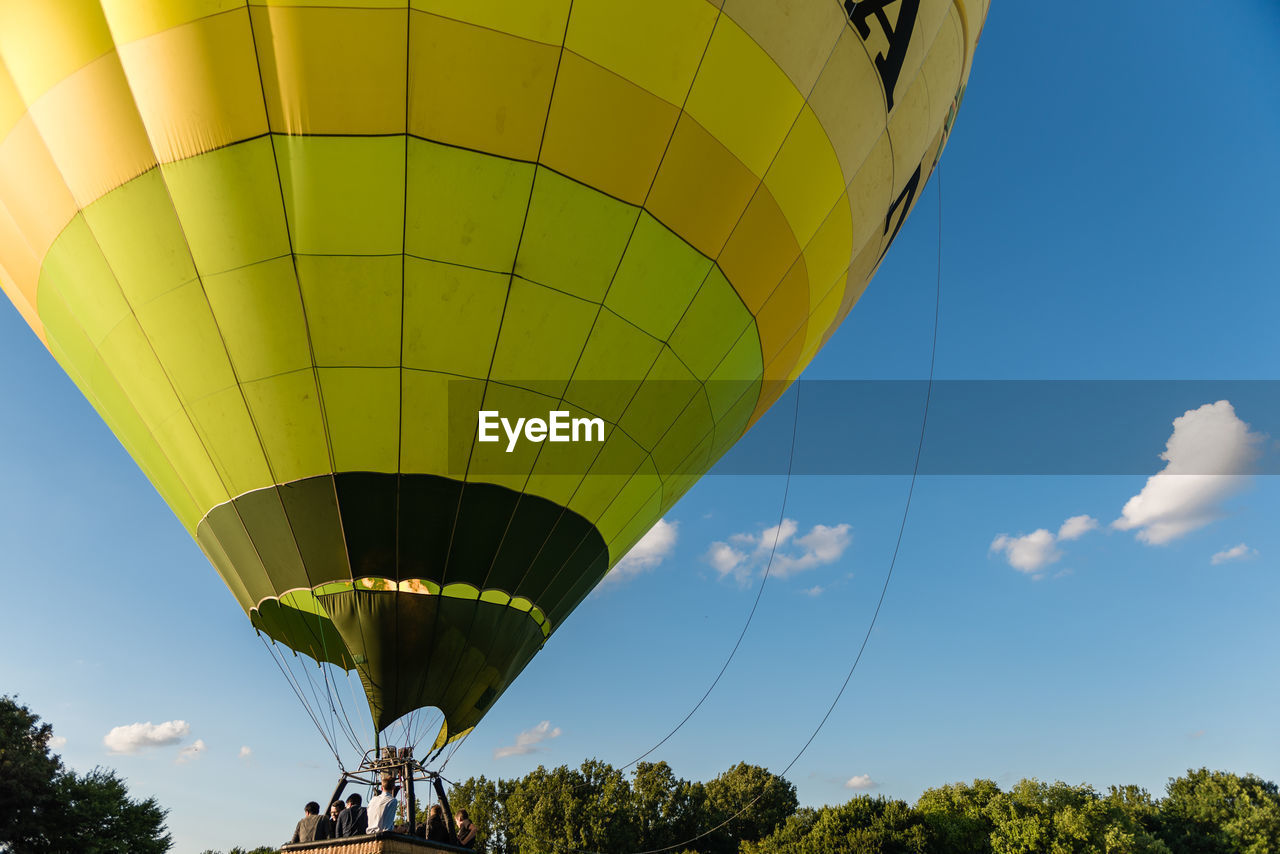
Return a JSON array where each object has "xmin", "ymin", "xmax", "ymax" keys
[{"xmin": 0, "ymin": 0, "xmax": 987, "ymax": 744}]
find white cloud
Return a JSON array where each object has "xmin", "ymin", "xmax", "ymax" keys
[
  {"xmin": 845, "ymin": 774, "xmax": 877, "ymax": 790},
  {"xmin": 1113, "ymin": 401, "xmax": 1263, "ymax": 544},
  {"xmin": 802, "ymin": 585, "xmax": 824, "ymax": 597},
  {"xmin": 1211, "ymin": 543, "xmax": 1258, "ymax": 565},
  {"xmin": 494, "ymin": 721, "xmax": 562, "ymax": 759},
  {"xmin": 991, "ymin": 515, "xmax": 1098, "ymax": 579},
  {"xmin": 49, "ymin": 735, "xmax": 67, "ymax": 749},
  {"xmin": 103, "ymin": 720, "xmax": 190, "ymax": 754},
  {"xmin": 176, "ymin": 739, "xmax": 206, "ymax": 764},
  {"xmin": 606, "ymin": 519, "xmax": 678, "ymax": 584},
  {"xmin": 1057, "ymin": 515, "xmax": 1099, "ymax": 541},
  {"xmin": 705, "ymin": 519, "xmax": 851, "ymax": 584},
  {"xmin": 238, "ymin": 745, "xmax": 253, "ymax": 759}
]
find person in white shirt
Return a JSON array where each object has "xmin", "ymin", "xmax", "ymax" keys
[{"xmin": 365, "ymin": 775, "xmax": 400, "ymax": 834}]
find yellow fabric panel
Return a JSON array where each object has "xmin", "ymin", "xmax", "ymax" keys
[
  {"xmin": 0, "ymin": 1, "xmax": 114, "ymax": 104},
  {"xmin": 97, "ymin": 316, "xmax": 185, "ymax": 435},
  {"xmin": 400, "ymin": 369, "xmax": 483, "ymax": 476},
  {"xmin": 250, "ymin": 5, "xmax": 407, "ymax": 135},
  {"xmin": 0, "ymin": 62, "xmax": 22, "ymax": 138},
  {"xmin": 724, "ymin": 0, "xmax": 844, "ymax": 96},
  {"xmin": 133, "ymin": 280, "xmax": 238, "ymax": 404},
  {"xmin": 0, "ymin": 203, "xmax": 44, "ymax": 334},
  {"xmin": 240, "ymin": 368, "xmax": 332, "ymax": 484},
  {"xmin": 806, "ymin": 31, "xmax": 886, "ymax": 186},
  {"xmin": 408, "ymin": 12, "xmax": 558, "ymax": 162},
  {"xmin": 0, "ymin": 115, "xmax": 79, "ymax": 278},
  {"xmin": 791, "ymin": 268, "xmax": 845, "ymax": 382},
  {"xmin": 646, "ymin": 115, "xmax": 757, "ymax": 258},
  {"xmin": 755, "ymin": 259, "xmax": 808, "ymax": 374},
  {"xmin": 685, "ymin": 15, "xmax": 802, "ymax": 177},
  {"xmin": 38, "ymin": 215, "xmax": 130, "ymax": 346},
  {"xmin": 29, "ymin": 51, "xmax": 157, "ymax": 208},
  {"xmin": 186, "ymin": 384, "xmax": 274, "ymax": 497},
  {"xmin": 298, "ymin": 255, "xmax": 402, "ymax": 367},
  {"xmin": 541, "ymin": 51, "xmax": 680, "ymax": 206},
  {"xmin": 201, "ymin": 257, "xmax": 312, "ymax": 382},
  {"xmin": 411, "ymin": 0, "xmax": 570, "ymax": 46},
  {"xmin": 100, "ymin": 0, "xmax": 245, "ymax": 46},
  {"xmin": 154, "ymin": 407, "xmax": 231, "ymax": 512},
  {"xmin": 762, "ymin": 105, "xmax": 845, "ymax": 248},
  {"xmin": 117, "ymin": 8, "xmax": 269, "ymax": 163},
  {"xmin": 717, "ymin": 187, "xmax": 802, "ymax": 314},
  {"xmin": 886, "ymin": 70, "xmax": 933, "ymax": 196},
  {"xmin": 565, "ymin": 0, "xmax": 717, "ymax": 106},
  {"xmin": 832, "ymin": 238, "xmax": 884, "ymax": 335},
  {"xmin": 802, "ymin": 192, "xmax": 854, "ymax": 315},
  {"xmin": 564, "ymin": 429, "xmax": 648, "ymax": 523},
  {"xmin": 402, "ymin": 258, "xmax": 508, "ymax": 378},
  {"xmin": 920, "ymin": 10, "xmax": 965, "ymax": 142},
  {"xmin": 594, "ymin": 473, "xmax": 661, "ymax": 551},
  {"xmin": 845, "ymin": 132, "xmax": 894, "ymax": 255},
  {"xmin": 319, "ymin": 367, "xmax": 400, "ymax": 473}
]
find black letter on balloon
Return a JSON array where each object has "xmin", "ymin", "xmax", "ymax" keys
[
  {"xmin": 844, "ymin": 0, "xmax": 920, "ymax": 111},
  {"xmin": 881, "ymin": 164, "xmax": 921, "ymax": 258}
]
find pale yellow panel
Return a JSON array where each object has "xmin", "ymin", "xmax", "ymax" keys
[
  {"xmin": 98, "ymin": 317, "xmax": 185, "ymax": 431},
  {"xmin": 717, "ymin": 187, "xmax": 801, "ymax": 314},
  {"xmin": 187, "ymin": 384, "xmax": 275, "ymax": 497},
  {"xmin": 920, "ymin": 11, "xmax": 965, "ymax": 143},
  {"xmin": 118, "ymin": 8, "xmax": 269, "ymax": 163},
  {"xmin": 801, "ymin": 191, "xmax": 853, "ymax": 313},
  {"xmin": 849, "ymin": 0, "xmax": 948, "ymax": 118},
  {"xmin": 541, "ymin": 52, "xmax": 680, "ymax": 206},
  {"xmin": 29, "ymin": 51, "xmax": 157, "ymax": 207},
  {"xmin": 0, "ymin": 202, "xmax": 43, "ymax": 326},
  {"xmin": 845, "ymin": 132, "xmax": 893, "ymax": 256},
  {"xmin": 685, "ymin": 16, "xmax": 802, "ymax": 176},
  {"xmin": 409, "ymin": 12, "xmax": 558, "ymax": 162},
  {"xmin": 251, "ymin": 5, "xmax": 407, "ymax": 134},
  {"xmin": 0, "ymin": 117, "xmax": 80, "ymax": 269},
  {"xmin": 154, "ymin": 409, "xmax": 231, "ymax": 511},
  {"xmin": 725, "ymin": 0, "xmax": 845, "ymax": 95},
  {"xmin": 101, "ymin": 0, "xmax": 244, "ymax": 45},
  {"xmin": 565, "ymin": 0, "xmax": 717, "ymax": 106},
  {"xmin": 0, "ymin": 62, "xmax": 23, "ymax": 138},
  {"xmin": 762, "ymin": 105, "xmax": 845, "ymax": 248},
  {"xmin": 792, "ymin": 259, "xmax": 845, "ymax": 378},
  {"xmin": 885, "ymin": 69, "xmax": 932, "ymax": 192},
  {"xmin": 411, "ymin": 0, "xmax": 570, "ymax": 45},
  {"xmin": 241, "ymin": 368, "xmax": 333, "ymax": 483},
  {"xmin": 0, "ymin": 1, "xmax": 115, "ymax": 103},
  {"xmin": 808, "ymin": 30, "xmax": 887, "ymax": 184}
]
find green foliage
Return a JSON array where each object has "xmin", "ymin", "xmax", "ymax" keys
[
  {"xmin": 0, "ymin": 695, "xmax": 172, "ymax": 854},
  {"xmin": 1160, "ymin": 768, "xmax": 1280, "ymax": 854}
]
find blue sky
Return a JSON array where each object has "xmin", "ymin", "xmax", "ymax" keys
[{"xmin": 2, "ymin": 4, "xmax": 1278, "ymax": 852}]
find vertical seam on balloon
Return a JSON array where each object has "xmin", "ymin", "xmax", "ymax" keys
[
  {"xmin": 394, "ymin": 0, "xmax": 414, "ymax": 749},
  {"xmin": 424, "ymin": 0, "xmax": 579, "ymax": 756},
  {"xmin": 242, "ymin": 4, "xmax": 372, "ymax": 749}
]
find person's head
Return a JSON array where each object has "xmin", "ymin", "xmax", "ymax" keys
[
  {"xmin": 329, "ymin": 801, "xmax": 343, "ymax": 819},
  {"xmin": 456, "ymin": 809, "xmax": 470, "ymax": 823},
  {"xmin": 381, "ymin": 775, "xmax": 396, "ymax": 794},
  {"xmin": 346, "ymin": 793, "xmax": 362, "ymax": 809},
  {"xmin": 429, "ymin": 804, "xmax": 443, "ymax": 819},
  {"xmin": 304, "ymin": 801, "xmax": 320, "ymax": 816}
]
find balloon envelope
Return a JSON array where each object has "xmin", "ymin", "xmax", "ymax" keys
[{"xmin": 0, "ymin": 0, "xmax": 987, "ymax": 744}]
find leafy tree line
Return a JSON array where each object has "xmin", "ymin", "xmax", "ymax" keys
[
  {"xmin": 444, "ymin": 761, "xmax": 1280, "ymax": 854},
  {"xmin": 0, "ymin": 696, "xmax": 171, "ymax": 854}
]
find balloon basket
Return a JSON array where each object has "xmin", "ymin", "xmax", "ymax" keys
[{"xmin": 281, "ymin": 833, "xmax": 470, "ymax": 853}]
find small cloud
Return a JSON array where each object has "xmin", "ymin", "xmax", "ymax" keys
[
  {"xmin": 802, "ymin": 585, "xmax": 824, "ymax": 597},
  {"xmin": 1210, "ymin": 543, "xmax": 1257, "ymax": 565},
  {"xmin": 176, "ymin": 739, "xmax": 206, "ymax": 764},
  {"xmin": 705, "ymin": 519, "xmax": 851, "ymax": 584},
  {"xmin": 606, "ymin": 519, "xmax": 678, "ymax": 584},
  {"xmin": 103, "ymin": 720, "xmax": 191, "ymax": 754},
  {"xmin": 1057, "ymin": 515, "xmax": 1099, "ymax": 541},
  {"xmin": 1113, "ymin": 401, "xmax": 1264, "ymax": 544},
  {"xmin": 1189, "ymin": 729, "xmax": 1206, "ymax": 739},
  {"xmin": 238, "ymin": 746, "xmax": 253, "ymax": 759},
  {"xmin": 49, "ymin": 735, "xmax": 67, "ymax": 749},
  {"xmin": 845, "ymin": 774, "xmax": 877, "ymax": 790},
  {"xmin": 991, "ymin": 515, "xmax": 1099, "ymax": 579},
  {"xmin": 494, "ymin": 721, "xmax": 561, "ymax": 759}
]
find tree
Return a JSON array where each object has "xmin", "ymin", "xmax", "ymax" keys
[
  {"xmin": 916, "ymin": 779, "xmax": 1000, "ymax": 854},
  {"xmin": 0, "ymin": 696, "xmax": 172, "ymax": 854},
  {"xmin": 701, "ymin": 762, "xmax": 799, "ymax": 853},
  {"xmin": 1160, "ymin": 769, "xmax": 1280, "ymax": 854}
]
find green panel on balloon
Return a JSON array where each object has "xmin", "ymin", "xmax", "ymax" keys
[
  {"xmin": 405, "ymin": 138, "xmax": 533, "ymax": 272},
  {"xmin": 605, "ymin": 212, "xmax": 714, "ymax": 340},
  {"xmin": 402, "ymin": 258, "xmax": 508, "ymax": 378},
  {"xmin": 297, "ymin": 255, "xmax": 402, "ymax": 368},
  {"xmin": 319, "ymin": 367, "xmax": 401, "ymax": 473},
  {"xmin": 133, "ymin": 281, "xmax": 238, "ymax": 405},
  {"xmin": 202, "ymin": 257, "xmax": 312, "ymax": 383},
  {"xmin": 161, "ymin": 138, "xmax": 291, "ymax": 276}
]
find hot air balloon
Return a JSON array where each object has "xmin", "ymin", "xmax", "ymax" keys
[{"xmin": 0, "ymin": 0, "xmax": 986, "ymax": 775}]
